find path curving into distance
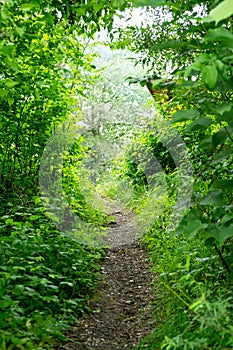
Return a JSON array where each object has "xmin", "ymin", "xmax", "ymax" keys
[{"xmin": 59, "ymin": 199, "xmax": 156, "ymax": 350}]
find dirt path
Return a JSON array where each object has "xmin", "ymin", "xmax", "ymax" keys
[{"xmin": 59, "ymin": 199, "xmax": 155, "ymax": 350}]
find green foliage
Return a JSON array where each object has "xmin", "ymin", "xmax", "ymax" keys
[
  {"xmin": 0, "ymin": 200, "xmax": 103, "ymax": 349},
  {"xmin": 123, "ymin": 0, "xmax": 233, "ymax": 264},
  {"xmin": 0, "ymin": 0, "xmax": 134, "ymax": 348},
  {"xmin": 111, "ymin": 1, "xmax": 233, "ymax": 349},
  {"xmin": 1, "ymin": 0, "xmax": 233, "ymax": 348},
  {"xmin": 205, "ymin": 0, "xmax": 233, "ymax": 24},
  {"xmin": 134, "ymin": 202, "xmax": 233, "ymax": 350},
  {"xmin": 133, "ymin": 0, "xmax": 165, "ymax": 7}
]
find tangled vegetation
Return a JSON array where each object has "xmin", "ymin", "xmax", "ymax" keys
[
  {"xmin": 1, "ymin": 0, "xmax": 233, "ymax": 349},
  {"xmin": 103, "ymin": 1, "xmax": 233, "ymax": 349}
]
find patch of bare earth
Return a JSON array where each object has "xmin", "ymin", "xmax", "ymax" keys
[{"xmin": 59, "ymin": 199, "xmax": 155, "ymax": 350}]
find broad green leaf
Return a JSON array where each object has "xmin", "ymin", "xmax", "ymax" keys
[
  {"xmin": 212, "ymin": 127, "xmax": 233, "ymax": 147},
  {"xmin": 211, "ymin": 149, "xmax": 231, "ymax": 163},
  {"xmin": 201, "ymin": 65, "xmax": 218, "ymax": 89},
  {"xmin": 15, "ymin": 26, "xmax": 25, "ymax": 37},
  {"xmin": 219, "ymin": 224, "xmax": 233, "ymax": 243},
  {"xmin": 171, "ymin": 109, "xmax": 200, "ymax": 123},
  {"xmin": 212, "ymin": 179, "xmax": 233, "ymax": 189},
  {"xmin": 220, "ymin": 109, "xmax": 233, "ymax": 127},
  {"xmin": 93, "ymin": 4, "xmax": 103, "ymax": 12},
  {"xmin": 221, "ymin": 213, "xmax": 233, "ymax": 225},
  {"xmin": 5, "ymin": 218, "xmax": 14, "ymax": 225},
  {"xmin": 0, "ymin": 89, "xmax": 7, "ymax": 98},
  {"xmin": 44, "ymin": 13, "xmax": 54, "ymax": 25},
  {"xmin": 133, "ymin": 0, "xmax": 165, "ymax": 8},
  {"xmin": 200, "ymin": 136, "xmax": 213, "ymax": 149},
  {"xmin": 208, "ymin": 225, "xmax": 222, "ymax": 243},
  {"xmin": 206, "ymin": 0, "xmax": 233, "ymax": 24},
  {"xmin": 1, "ymin": 7, "xmax": 10, "ymax": 19},
  {"xmin": 177, "ymin": 212, "xmax": 203, "ymax": 239},
  {"xmin": 20, "ymin": 3, "xmax": 37, "ymax": 12},
  {"xmin": 215, "ymin": 103, "xmax": 232, "ymax": 115},
  {"xmin": 209, "ymin": 223, "xmax": 233, "ymax": 244},
  {"xmin": 75, "ymin": 8, "xmax": 86, "ymax": 15},
  {"xmin": 0, "ymin": 42, "xmax": 15, "ymax": 57},
  {"xmin": 5, "ymin": 79, "xmax": 19, "ymax": 88},
  {"xmin": 185, "ymin": 117, "xmax": 212, "ymax": 132},
  {"xmin": 183, "ymin": 219, "xmax": 203, "ymax": 239},
  {"xmin": 205, "ymin": 28, "xmax": 233, "ymax": 42},
  {"xmin": 212, "ymin": 129, "xmax": 228, "ymax": 147},
  {"xmin": 200, "ymin": 190, "xmax": 224, "ymax": 205},
  {"xmin": 8, "ymin": 97, "xmax": 14, "ymax": 106},
  {"xmin": 151, "ymin": 78, "xmax": 165, "ymax": 87}
]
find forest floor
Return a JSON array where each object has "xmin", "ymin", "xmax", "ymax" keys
[{"xmin": 59, "ymin": 199, "xmax": 156, "ymax": 350}]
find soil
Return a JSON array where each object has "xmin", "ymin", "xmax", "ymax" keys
[{"xmin": 59, "ymin": 199, "xmax": 156, "ymax": 350}]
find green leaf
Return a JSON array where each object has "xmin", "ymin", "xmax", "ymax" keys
[
  {"xmin": 211, "ymin": 149, "xmax": 231, "ymax": 163},
  {"xmin": 200, "ymin": 190, "xmax": 224, "ymax": 205},
  {"xmin": 29, "ymin": 215, "xmax": 40, "ymax": 221},
  {"xmin": 220, "ymin": 109, "xmax": 233, "ymax": 127},
  {"xmin": 208, "ymin": 225, "xmax": 222, "ymax": 243},
  {"xmin": 221, "ymin": 213, "xmax": 233, "ymax": 225},
  {"xmin": 212, "ymin": 179, "xmax": 233, "ymax": 190},
  {"xmin": 151, "ymin": 78, "xmax": 165, "ymax": 87},
  {"xmin": 177, "ymin": 212, "xmax": 204, "ymax": 239},
  {"xmin": 75, "ymin": 8, "xmax": 86, "ymax": 16},
  {"xmin": 201, "ymin": 65, "xmax": 218, "ymax": 89},
  {"xmin": 93, "ymin": 4, "xmax": 103, "ymax": 12},
  {"xmin": 209, "ymin": 223, "xmax": 233, "ymax": 244},
  {"xmin": 1, "ymin": 8, "xmax": 10, "ymax": 20},
  {"xmin": 15, "ymin": 26, "xmax": 25, "ymax": 37},
  {"xmin": 185, "ymin": 117, "xmax": 212, "ymax": 132},
  {"xmin": 205, "ymin": 28, "xmax": 233, "ymax": 42},
  {"xmin": 5, "ymin": 79, "xmax": 19, "ymax": 88},
  {"xmin": 8, "ymin": 97, "xmax": 14, "ymax": 106},
  {"xmin": 0, "ymin": 89, "xmax": 7, "ymax": 98},
  {"xmin": 44, "ymin": 13, "xmax": 54, "ymax": 25},
  {"xmin": 20, "ymin": 3, "xmax": 37, "ymax": 12},
  {"xmin": 189, "ymin": 298, "xmax": 204, "ymax": 311},
  {"xmin": 212, "ymin": 128, "xmax": 229, "ymax": 148},
  {"xmin": 200, "ymin": 136, "xmax": 213, "ymax": 149},
  {"xmin": 215, "ymin": 103, "xmax": 232, "ymax": 115},
  {"xmin": 206, "ymin": 0, "xmax": 233, "ymax": 25},
  {"xmin": 220, "ymin": 224, "xmax": 233, "ymax": 243},
  {"xmin": 5, "ymin": 218, "xmax": 14, "ymax": 225},
  {"xmin": 171, "ymin": 109, "xmax": 200, "ymax": 123},
  {"xmin": 133, "ymin": 0, "xmax": 165, "ymax": 8}
]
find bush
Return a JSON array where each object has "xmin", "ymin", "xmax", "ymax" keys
[{"xmin": 0, "ymin": 200, "xmax": 103, "ymax": 349}]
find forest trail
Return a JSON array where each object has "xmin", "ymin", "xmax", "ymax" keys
[{"xmin": 59, "ymin": 199, "xmax": 156, "ymax": 350}]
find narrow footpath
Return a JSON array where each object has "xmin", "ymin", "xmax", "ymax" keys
[{"xmin": 60, "ymin": 199, "xmax": 155, "ymax": 350}]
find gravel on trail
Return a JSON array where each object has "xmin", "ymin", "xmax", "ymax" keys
[{"xmin": 58, "ymin": 199, "xmax": 156, "ymax": 350}]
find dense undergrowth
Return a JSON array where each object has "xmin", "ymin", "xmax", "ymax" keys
[
  {"xmin": 0, "ymin": 1, "xmax": 122, "ymax": 348},
  {"xmin": 100, "ymin": 125, "xmax": 233, "ymax": 349},
  {"xmin": 1, "ymin": 0, "xmax": 233, "ymax": 349},
  {"xmin": 0, "ymin": 130, "xmax": 109, "ymax": 349},
  {"xmin": 0, "ymin": 198, "xmax": 105, "ymax": 350},
  {"xmin": 138, "ymin": 208, "xmax": 233, "ymax": 349}
]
